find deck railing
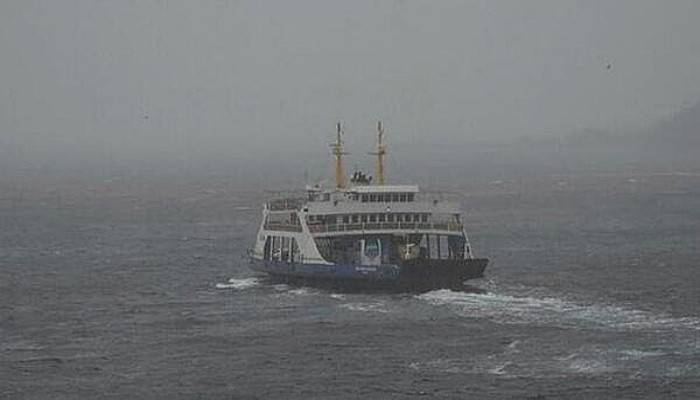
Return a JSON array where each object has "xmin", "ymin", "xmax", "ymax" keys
[
  {"xmin": 307, "ymin": 221, "xmax": 462, "ymax": 234},
  {"xmin": 266, "ymin": 198, "xmax": 304, "ymax": 211},
  {"xmin": 263, "ymin": 221, "xmax": 463, "ymax": 234},
  {"xmin": 263, "ymin": 223, "xmax": 303, "ymax": 232}
]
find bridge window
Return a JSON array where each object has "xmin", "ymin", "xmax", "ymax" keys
[
  {"xmin": 361, "ymin": 215, "xmax": 368, "ymax": 223},
  {"xmin": 369, "ymin": 214, "xmax": 377, "ymax": 222},
  {"xmin": 392, "ymin": 194, "xmax": 399, "ymax": 202},
  {"xmin": 362, "ymin": 194, "xmax": 368, "ymax": 202},
  {"xmin": 342, "ymin": 215, "xmax": 349, "ymax": 224},
  {"xmin": 399, "ymin": 194, "xmax": 407, "ymax": 202},
  {"xmin": 370, "ymin": 194, "xmax": 376, "ymax": 202},
  {"xmin": 407, "ymin": 194, "xmax": 415, "ymax": 202},
  {"xmin": 421, "ymin": 214, "xmax": 428, "ymax": 222},
  {"xmin": 387, "ymin": 214, "xmax": 394, "ymax": 222},
  {"xmin": 377, "ymin": 194, "xmax": 384, "ymax": 202},
  {"xmin": 352, "ymin": 215, "xmax": 359, "ymax": 223},
  {"xmin": 378, "ymin": 214, "xmax": 386, "ymax": 222},
  {"xmin": 396, "ymin": 214, "xmax": 403, "ymax": 222}
]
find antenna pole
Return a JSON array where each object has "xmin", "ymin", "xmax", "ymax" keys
[{"xmin": 331, "ymin": 122, "xmax": 347, "ymax": 189}]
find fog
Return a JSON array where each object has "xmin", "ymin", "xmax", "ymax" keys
[{"xmin": 1, "ymin": 0, "xmax": 699, "ymax": 180}]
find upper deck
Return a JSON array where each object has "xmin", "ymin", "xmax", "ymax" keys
[
  {"xmin": 260, "ymin": 122, "xmax": 466, "ymax": 237},
  {"xmin": 262, "ymin": 184, "xmax": 465, "ymax": 237},
  {"xmin": 265, "ymin": 185, "xmax": 461, "ymax": 215}
]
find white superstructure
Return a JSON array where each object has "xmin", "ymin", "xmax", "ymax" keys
[{"xmin": 250, "ymin": 122, "xmax": 475, "ymax": 268}]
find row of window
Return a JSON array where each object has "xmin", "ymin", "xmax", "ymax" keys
[
  {"xmin": 308, "ymin": 192, "xmax": 416, "ymax": 203},
  {"xmin": 309, "ymin": 213, "xmax": 429, "ymax": 225},
  {"xmin": 357, "ymin": 193, "xmax": 415, "ymax": 203}
]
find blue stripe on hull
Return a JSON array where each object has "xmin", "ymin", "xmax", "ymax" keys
[{"xmin": 249, "ymin": 258, "xmax": 400, "ymax": 282}]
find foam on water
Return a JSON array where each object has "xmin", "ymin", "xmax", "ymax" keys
[
  {"xmin": 268, "ymin": 285, "xmax": 321, "ymax": 298},
  {"xmin": 215, "ymin": 277, "xmax": 260, "ymax": 290},
  {"xmin": 506, "ymin": 339, "xmax": 522, "ymax": 352},
  {"xmin": 566, "ymin": 358, "xmax": 614, "ymax": 374},
  {"xmin": 417, "ymin": 289, "xmax": 700, "ymax": 331},
  {"xmin": 487, "ymin": 362, "xmax": 512, "ymax": 375},
  {"xmin": 339, "ymin": 302, "xmax": 389, "ymax": 313},
  {"xmin": 287, "ymin": 288, "xmax": 312, "ymax": 296},
  {"xmin": 408, "ymin": 358, "xmax": 520, "ymax": 376},
  {"xmin": 618, "ymin": 349, "xmax": 666, "ymax": 360}
]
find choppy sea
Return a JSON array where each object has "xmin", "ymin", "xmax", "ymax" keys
[{"xmin": 1, "ymin": 173, "xmax": 699, "ymax": 399}]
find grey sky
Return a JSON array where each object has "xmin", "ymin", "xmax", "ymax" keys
[{"xmin": 1, "ymin": 0, "xmax": 699, "ymax": 168}]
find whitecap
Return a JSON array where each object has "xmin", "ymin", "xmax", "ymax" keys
[
  {"xmin": 215, "ymin": 277, "xmax": 260, "ymax": 290},
  {"xmin": 567, "ymin": 358, "xmax": 614, "ymax": 374},
  {"xmin": 618, "ymin": 349, "xmax": 666, "ymax": 360},
  {"xmin": 339, "ymin": 302, "xmax": 388, "ymax": 313},
  {"xmin": 506, "ymin": 340, "xmax": 521, "ymax": 351},
  {"xmin": 488, "ymin": 361, "xmax": 512, "ymax": 375},
  {"xmin": 288, "ymin": 288, "xmax": 311, "ymax": 296}
]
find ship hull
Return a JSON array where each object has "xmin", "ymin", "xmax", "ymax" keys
[{"xmin": 248, "ymin": 257, "xmax": 487, "ymax": 291}]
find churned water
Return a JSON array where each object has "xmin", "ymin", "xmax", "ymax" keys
[{"xmin": 1, "ymin": 173, "xmax": 699, "ymax": 399}]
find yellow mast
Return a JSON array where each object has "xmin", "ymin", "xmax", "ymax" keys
[
  {"xmin": 331, "ymin": 122, "xmax": 347, "ymax": 189},
  {"xmin": 370, "ymin": 121, "xmax": 387, "ymax": 185}
]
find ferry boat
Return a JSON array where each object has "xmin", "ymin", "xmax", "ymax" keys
[{"xmin": 248, "ymin": 122, "xmax": 488, "ymax": 290}]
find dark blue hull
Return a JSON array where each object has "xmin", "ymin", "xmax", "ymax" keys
[{"xmin": 248, "ymin": 257, "xmax": 488, "ymax": 291}]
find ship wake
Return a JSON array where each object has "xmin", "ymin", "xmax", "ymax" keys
[{"xmin": 417, "ymin": 289, "xmax": 700, "ymax": 332}]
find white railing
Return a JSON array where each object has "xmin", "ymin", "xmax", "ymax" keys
[
  {"xmin": 307, "ymin": 221, "xmax": 463, "ymax": 234},
  {"xmin": 263, "ymin": 223, "xmax": 303, "ymax": 232}
]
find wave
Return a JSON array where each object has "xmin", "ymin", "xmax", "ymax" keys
[
  {"xmin": 487, "ymin": 361, "xmax": 512, "ymax": 375},
  {"xmin": 339, "ymin": 302, "xmax": 388, "ymax": 313},
  {"xmin": 287, "ymin": 288, "xmax": 312, "ymax": 296},
  {"xmin": 215, "ymin": 277, "xmax": 260, "ymax": 290},
  {"xmin": 417, "ymin": 289, "xmax": 700, "ymax": 331},
  {"xmin": 566, "ymin": 358, "xmax": 614, "ymax": 374}
]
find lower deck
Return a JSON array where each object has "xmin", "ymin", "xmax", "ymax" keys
[
  {"xmin": 248, "ymin": 257, "xmax": 488, "ymax": 291},
  {"xmin": 262, "ymin": 232, "xmax": 472, "ymax": 266}
]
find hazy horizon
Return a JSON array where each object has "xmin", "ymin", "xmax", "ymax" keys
[{"xmin": 1, "ymin": 0, "xmax": 699, "ymax": 176}]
